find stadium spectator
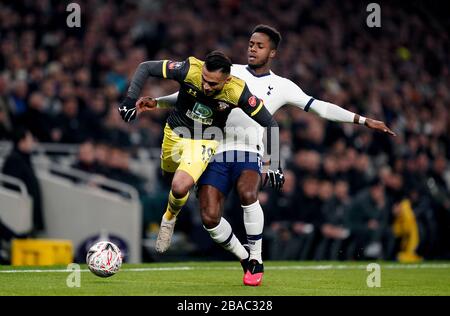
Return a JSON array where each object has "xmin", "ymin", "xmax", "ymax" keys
[
  {"xmin": 0, "ymin": 0, "xmax": 449, "ymax": 260},
  {"xmin": 2, "ymin": 128, "xmax": 44, "ymax": 234},
  {"xmin": 72, "ymin": 140, "xmax": 98, "ymax": 174},
  {"xmin": 266, "ymin": 175, "xmax": 323, "ymax": 260},
  {"xmin": 54, "ymin": 97, "xmax": 89, "ymax": 143},
  {"xmin": 18, "ymin": 91, "xmax": 56, "ymax": 143},
  {"xmin": 264, "ymin": 169, "xmax": 302, "ymax": 260},
  {"xmin": 392, "ymin": 196, "xmax": 422, "ymax": 263},
  {"xmin": 345, "ymin": 177, "xmax": 396, "ymax": 260},
  {"xmin": 105, "ymin": 145, "xmax": 147, "ymax": 196},
  {"xmin": 0, "ymin": 217, "xmax": 19, "ymax": 264},
  {"xmin": 0, "ymin": 74, "xmax": 13, "ymax": 139},
  {"xmin": 315, "ymin": 179, "xmax": 352, "ymax": 260}
]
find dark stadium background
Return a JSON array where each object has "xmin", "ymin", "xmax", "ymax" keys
[{"xmin": 0, "ymin": 0, "xmax": 449, "ymax": 264}]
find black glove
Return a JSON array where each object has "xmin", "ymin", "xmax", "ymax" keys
[
  {"xmin": 263, "ymin": 165, "xmax": 285, "ymax": 191},
  {"xmin": 118, "ymin": 97, "xmax": 138, "ymax": 122}
]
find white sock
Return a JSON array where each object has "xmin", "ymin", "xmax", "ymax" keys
[
  {"xmin": 205, "ymin": 217, "xmax": 248, "ymax": 261},
  {"xmin": 242, "ymin": 200, "xmax": 264, "ymax": 263}
]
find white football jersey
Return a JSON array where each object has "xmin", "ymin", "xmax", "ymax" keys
[{"xmin": 216, "ymin": 64, "xmax": 314, "ymax": 156}]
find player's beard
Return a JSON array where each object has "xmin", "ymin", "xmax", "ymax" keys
[{"xmin": 248, "ymin": 56, "xmax": 269, "ymax": 70}]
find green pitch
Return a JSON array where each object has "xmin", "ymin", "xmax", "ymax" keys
[{"xmin": 0, "ymin": 261, "xmax": 449, "ymax": 296}]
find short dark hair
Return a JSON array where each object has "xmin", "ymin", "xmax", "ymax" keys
[
  {"xmin": 251, "ymin": 24, "xmax": 282, "ymax": 49},
  {"xmin": 11, "ymin": 126, "xmax": 28, "ymax": 147},
  {"xmin": 205, "ymin": 51, "xmax": 232, "ymax": 74}
]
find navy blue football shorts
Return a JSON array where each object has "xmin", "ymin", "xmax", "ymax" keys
[{"xmin": 198, "ymin": 150, "xmax": 262, "ymax": 196}]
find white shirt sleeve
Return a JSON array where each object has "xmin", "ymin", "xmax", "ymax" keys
[
  {"xmin": 283, "ymin": 79, "xmax": 313, "ymax": 110},
  {"xmin": 283, "ymin": 79, "xmax": 361, "ymax": 124},
  {"xmin": 309, "ymin": 99, "xmax": 360, "ymax": 124},
  {"xmin": 156, "ymin": 92, "xmax": 178, "ymax": 109}
]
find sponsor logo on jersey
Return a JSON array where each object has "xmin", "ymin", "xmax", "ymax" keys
[
  {"xmin": 248, "ymin": 95, "xmax": 257, "ymax": 107},
  {"xmin": 168, "ymin": 61, "xmax": 183, "ymax": 70},
  {"xmin": 186, "ymin": 102, "xmax": 214, "ymax": 125}
]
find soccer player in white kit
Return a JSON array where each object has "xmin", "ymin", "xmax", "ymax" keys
[{"xmin": 139, "ymin": 25, "xmax": 395, "ymax": 286}]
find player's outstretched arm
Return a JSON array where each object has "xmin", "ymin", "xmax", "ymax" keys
[
  {"xmin": 119, "ymin": 60, "xmax": 188, "ymax": 122},
  {"xmin": 118, "ymin": 61, "xmax": 166, "ymax": 122},
  {"xmin": 309, "ymin": 100, "xmax": 396, "ymax": 136},
  {"xmin": 284, "ymin": 80, "xmax": 396, "ymax": 136}
]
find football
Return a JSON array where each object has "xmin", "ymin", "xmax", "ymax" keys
[{"xmin": 86, "ymin": 241, "xmax": 122, "ymax": 278}]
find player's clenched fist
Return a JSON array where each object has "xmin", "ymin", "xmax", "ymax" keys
[
  {"xmin": 136, "ymin": 96, "xmax": 157, "ymax": 114},
  {"xmin": 119, "ymin": 96, "xmax": 157, "ymax": 122}
]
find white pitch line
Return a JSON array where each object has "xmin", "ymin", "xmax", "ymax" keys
[
  {"xmin": 0, "ymin": 269, "xmax": 90, "ymax": 273},
  {"xmin": 0, "ymin": 263, "xmax": 449, "ymax": 274}
]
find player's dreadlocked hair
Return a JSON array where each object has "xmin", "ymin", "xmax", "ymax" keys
[
  {"xmin": 205, "ymin": 51, "xmax": 232, "ymax": 74},
  {"xmin": 252, "ymin": 25, "xmax": 282, "ymax": 49}
]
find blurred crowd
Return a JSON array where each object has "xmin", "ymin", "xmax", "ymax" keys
[{"xmin": 0, "ymin": 0, "xmax": 449, "ymax": 261}]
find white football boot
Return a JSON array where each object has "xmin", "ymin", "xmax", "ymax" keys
[{"xmin": 155, "ymin": 216, "xmax": 176, "ymax": 253}]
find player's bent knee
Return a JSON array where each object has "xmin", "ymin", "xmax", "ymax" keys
[
  {"xmin": 201, "ymin": 211, "xmax": 220, "ymax": 229},
  {"xmin": 171, "ymin": 181, "xmax": 190, "ymax": 198},
  {"xmin": 239, "ymin": 190, "xmax": 258, "ymax": 206}
]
